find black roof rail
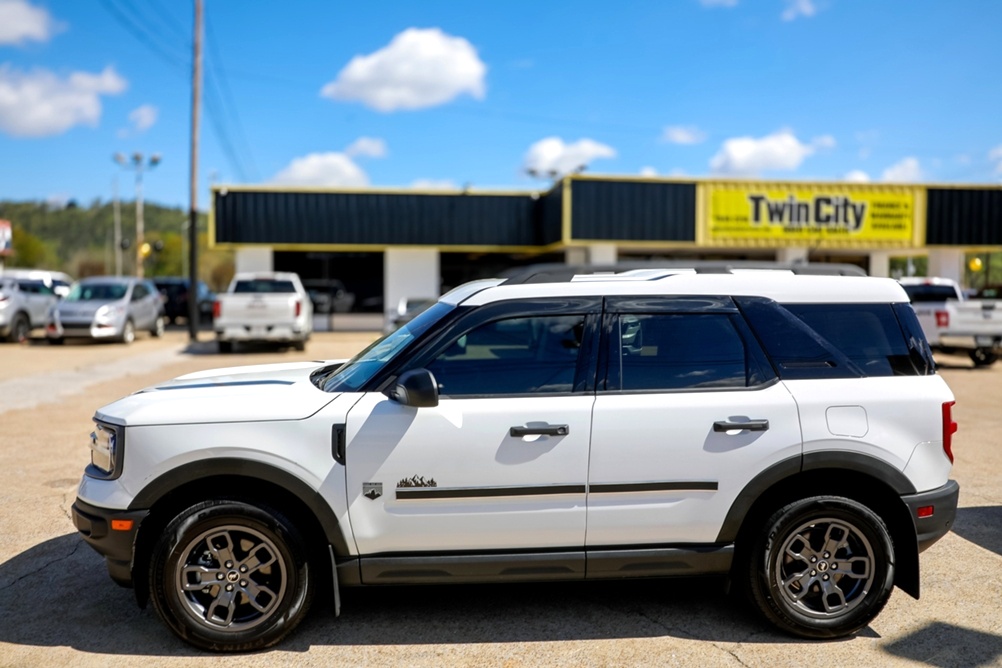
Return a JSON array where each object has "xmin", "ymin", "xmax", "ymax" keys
[{"xmin": 499, "ymin": 260, "xmax": 868, "ymax": 285}]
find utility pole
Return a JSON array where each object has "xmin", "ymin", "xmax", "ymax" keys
[
  {"xmin": 114, "ymin": 152, "xmax": 160, "ymax": 277},
  {"xmin": 187, "ymin": 0, "xmax": 203, "ymax": 341},
  {"xmin": 112, "ymin": 175, "xmax": 122, "ymax": 275}
]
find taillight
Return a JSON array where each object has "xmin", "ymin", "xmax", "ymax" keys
[
  {"xmin": 935, "ymin": 310, "xmax": 949, "ymax": 328},
  {"xmin": 213, "ymin": 301, "xmax": 221, "ymax": 319},
  {"xmin": 294, "ymin": 300, "xmax": 301, "ymax": 317},
  {"xmin": 942, "ymin": 401, "xmax": 958, "ymax": 463}
]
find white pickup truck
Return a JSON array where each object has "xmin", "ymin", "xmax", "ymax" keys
[
  {"xmin": 899, "ymin": 277, "xmax": 1002, "ymax": 366},
  {"xmin": 212, "ymin": 272, "xmax": 312, "ymax": 353}
]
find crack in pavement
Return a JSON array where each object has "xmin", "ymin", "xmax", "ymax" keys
[{"xmin": 0, "ymin": 540, "xmax": 83, "ymax": 593}]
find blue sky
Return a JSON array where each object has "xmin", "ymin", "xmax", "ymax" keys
[{"xmin": 1, "ymin": 0, "xmax": 1001, "ymax": 209}]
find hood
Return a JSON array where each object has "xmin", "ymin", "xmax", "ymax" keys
[
  {"xmin": 57, "ymin": 300, "xmax": 119, "ymax": 319},
  {"xmin": 95, "ymin": 359, "xmax": 348, "ymax": 427}
]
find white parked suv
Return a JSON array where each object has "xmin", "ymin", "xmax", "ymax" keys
[{"xmin": 72, "ymin": 268, "xmax": 959, "ymax": 652}]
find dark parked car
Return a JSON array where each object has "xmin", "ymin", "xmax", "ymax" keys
[
  {"xmin": 154, "ymin": 278, "xmax": 215, "ymax": 324},
  {"xmin": 302, "ymin": 278, "xmax": 355, "ymax": 314}
]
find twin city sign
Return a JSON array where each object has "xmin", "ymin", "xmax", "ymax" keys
[{"xmin": 704, "ymin": 183, "xmax": 919, "ymax": 247}]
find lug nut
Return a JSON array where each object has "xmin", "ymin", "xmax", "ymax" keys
[
  {"xmin": 239, "ymin": 566, "xmax": 248, "ymax": 573},
  {"xmin": 811, "ymin": 557, "xmax": 817, "ymax": 563},
  {"xmin": 811, "ymin": 570, "xmax": 817, "ymax": 576},
  {"xmin": 225, "ymin": 584, "xmax": 234, "ymax": 592},
  {"xmin": 823, "ymin": 574, "xmax": 830, "ymax": 581},
  {"xmin": 216, "ymin": 573, "xmax": 224, "ymax": 580},
  {"xmin": 225, "ymin": 561, "xmax": 234, "ymax": 568},
  {"xmin": 240, "ymin": 580, "xmax": 248, "ymax": 587}
]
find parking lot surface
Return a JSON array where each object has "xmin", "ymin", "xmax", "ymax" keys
[{"xmin": 0, "ymin": 331, "xmax": 999, "ymax": 667}]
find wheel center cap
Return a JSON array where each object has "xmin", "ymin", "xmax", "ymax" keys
[
  {"xmin": 227, "ymin": 571, "xmax": 239, "ymax": 582},
  {"xmin": 817, "ymin": 562, "xmax": 829, "ymax": 572}
]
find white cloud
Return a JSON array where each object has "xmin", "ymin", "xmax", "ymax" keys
[
  {"xmin": 0, "ymin": 65, "xmax": 126, "ymax": 137},
  {"xmin": 345, "ymin": 136, "xmax": 387, "ymax": 158},
  {"xmin": 700, "ymin": 0, "xmax": 739, "ymax": 7},
  {"xmin": 129, "ymin": 104, "xmax": 157, "ymax": 131},
  {"xmin": 639, "ymin": 166, "xmax": 659, "ymax": 177},
  {"xmin": 273, "ymin": 152, "xmax": 368, "ymax": 187},
  {"xmin": 410, "ymin": 179, "xmax": 459, "ymax": 190},
  {"xmin": 662, "ymin": 125, "xmax": 707, "ymax": 145},
  {"xmin": 989, "ymin": 145, "xmax": 1002, "ymax": 174},
  {"xmin": 321, "ymin": 28, "xmax": 487, "ymax": 112},
  {"xmin": 523, "ymin": 137, "xmax": 616, "ymax": 178},
  {"xmin": 782, "ymin": 0, "xmax": 818, "ymax": 21},
  {"xmin": 881, "ymin": 157, "xmax": 924, "ymax": 182},
  {"xmin": 843, "ymin": 170, "xmax": 870, "ymax": 183},
  {"xmin": 709, "ymin": 130, "xmax": 826, "ymax": 175},
  {"xmin": 0, "ymin": 0, "xmax": 59, "ymax": 45}
]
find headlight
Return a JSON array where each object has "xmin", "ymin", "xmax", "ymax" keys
[
  {"xmin": 88, "ymin": 422, "xmax": 120, "ymax": 478},
  {"xmin": 95, "ymin": 304, "xmax": 125, "ymax": 320}
]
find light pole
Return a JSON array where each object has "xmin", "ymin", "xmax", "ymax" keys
[{"xmin": 114, "ymin": 152, "xmax": 161, "ymax": 278}]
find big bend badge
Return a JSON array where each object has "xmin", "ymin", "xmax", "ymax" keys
[{"xmin": 362, "ymin": 482, "xmax": 382, "ymax": 500}]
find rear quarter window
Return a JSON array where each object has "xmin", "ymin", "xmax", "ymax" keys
[{"xmin": 783, "ymin": 303, "xmax": 934, "ymax": 376}]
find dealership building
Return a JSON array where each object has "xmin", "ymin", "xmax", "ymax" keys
[{"xmin": 211, "ymin": 175, "xmax": 1002, "ymax": 317}]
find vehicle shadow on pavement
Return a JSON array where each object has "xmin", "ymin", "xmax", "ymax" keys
[
  {"xmin": 952, "ymin": 506, "xmax": 1002, "ymax": 556},
  {"xmin": 0, "ymin": 534, "xmax": 204, "ymax": 656},
  {"xmin": 0, "ymin": 537, "xmax": 803, "ymax": 654},
  {"xmin": 180, "ymin": 340, "xmax": 304, "ymax": 356},
  {"xmin": 285, "ymin": 578, "xmax": 806, "ymax": 650},
  {"xmin": 883, "ymin": 621, "xmax": 1002, "ymax": 667}
]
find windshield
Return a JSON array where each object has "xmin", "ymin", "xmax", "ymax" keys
[
  {"xmin": 66, "ymin": 283, "xmax": 128, "ymax": 301},
  {"xmin": 315, "ymin": 301, "xmax": 454, "ymax": 392}
]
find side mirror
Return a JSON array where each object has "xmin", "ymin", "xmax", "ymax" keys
[{"xmin": 385, "ymin": 368, "xmax": 439, "ymax": 408}]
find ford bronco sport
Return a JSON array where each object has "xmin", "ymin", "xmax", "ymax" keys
[{"xmin": 72, "ymin": 268, "xmax": 959, "ymax": 651}]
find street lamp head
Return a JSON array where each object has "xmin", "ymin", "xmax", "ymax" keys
[
  {"xmin": 150, "ymin": 153, "xmax": 162, "ymax": 168},
  {"xmin": 113, "ymin": 152, "xmax": 126, "ymax": 165},
  {"xmin": 132, "ymin": 152, "xmax": 143, "ymax": 166}
]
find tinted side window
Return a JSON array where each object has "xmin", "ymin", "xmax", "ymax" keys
[
  {"xmin": 132, "ymin": 283, "xmax": 148, "ymax": 300},
  {"xmin": 785, "ymin": 303, "xmax": 933, "ymax": 376},
  {"xmin": 425, "ymin": 315, "xmax": 586, "ymax": 397},
  {"xmin": 611, "ymin": 314, "xmax": 774, "ymax": 391},
  {"xmin": 901, "ymin": 284, "xmax": 959, "ymax": 302},
  {"xmin": 735, "ymin": 297, "xmax": 862, "ymax": 380}
]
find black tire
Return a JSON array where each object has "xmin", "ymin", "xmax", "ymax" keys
[
  {"xmin": 745, "ymin": 496, "xmax": 894, "ymax": 639},
  {"xmin": 148, "ymin": 500, "xmax": 313, "ymax": 652},
  {"xmin": 969, "ymin": 348, "xmax": 998, "ymax": 367},
  {"xmin": 48, "ymin": 336, "xmax": 64, "ymax": 345},
  {"xmin": 8, "ymin": 313, "xmax": 30, "ymax": 343},
  {"xmin": 152, "ymin": 315, "xmax": 166, "ymax": 338},
  {"xmin": 293, "ymin": 340, "xmax": 306, "ymax": 352},
  {"xmin": 218, "ymin": 340, "xmax": 233, "ymax": 354}
]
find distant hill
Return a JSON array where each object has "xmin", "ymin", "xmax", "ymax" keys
[{"xmin": 0, "ymin": 199, "xmax": 234, "ymax": 290}]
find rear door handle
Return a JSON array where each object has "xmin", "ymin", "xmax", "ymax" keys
[
  {"xmin": 510, "ymin": 424, "xmax": 569, "ymax": 437},
  {"xmin": 713, "ymin": 419, "xmax": 769, "ymax": 432}
]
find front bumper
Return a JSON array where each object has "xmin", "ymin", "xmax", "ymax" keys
[
  {"xmin": 71, "ymin": 498, "xmax": 148, "ymax": 587},
  {"xmin": 902, "ymin": 479, "xmax": 960, "ymax": 552}
]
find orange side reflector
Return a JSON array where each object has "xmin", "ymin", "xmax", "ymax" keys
[
  {"xmin": 111, "ymin": 519, "xmax": 134, "ymax": 531},
  {"xmin": 916, "ymin": 506, "xmax": 934, "ymax": 519}
]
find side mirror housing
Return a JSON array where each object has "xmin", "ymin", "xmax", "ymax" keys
[{"xmin": 385, "ymin": 368, "xmax": 439, "ymax": 408}]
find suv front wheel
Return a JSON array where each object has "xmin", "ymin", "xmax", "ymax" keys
[
  {"xmin": 149, "ymin": 500, "xmax": 314, "ymax": 652},
  {"xmin": 746, "ymin": 496, "xmax": 895, "ymax": 639}
]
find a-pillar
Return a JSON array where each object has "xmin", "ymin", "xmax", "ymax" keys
[
  {"xmin": 927, "ymin": 248, "xmax": 964, "ymax": 283},
  {"xmin": 384, "ymin": 248, "xmax": 440, "ymax": 328},
  {"xmin": 868, "ymin": 251, "xmax": 891, "ymax": 278},
  {"xmin": 235, "ymin": 247, "xmax": 273, "ymax": 273},
  {"xmin": 775, "ymin": 247, "xmax": 809, "ymax": 264}
]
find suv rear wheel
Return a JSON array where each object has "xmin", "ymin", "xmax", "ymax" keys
[
  {"xmin": 148, "ymin": 500, "xmax": 314, "ymax": 652},
  {"xmin": 745, "ymin": 496, "xmax": 894, "ymax": 638}
]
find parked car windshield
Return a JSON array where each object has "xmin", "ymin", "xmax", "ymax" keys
[
  {"xmin": 314, "ymin": 301, "xmax": 454, "ymax": 393},
  {"xmin": 65, "ymin": 283, "xmax": 128, "ymax": 301},
  {"xmin": 234, "ymin": 279, "xmax": 296, "ymax": 293}
]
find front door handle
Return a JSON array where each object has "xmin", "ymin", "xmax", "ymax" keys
[
  {"xmin": 510, "ymin": 424, "xmax": 569, "ymax": 437},
  {"xmin": 713, "ymin": 419, "xmax": 770, "ymax": 432}
]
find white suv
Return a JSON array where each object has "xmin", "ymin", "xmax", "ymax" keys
[{"xmin": 72, "ymin": 269, "xmax": 959, "ymax": 652}]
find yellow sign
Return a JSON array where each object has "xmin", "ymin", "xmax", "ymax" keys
[{"xmin": 705, "ymin": 183, "xmax": 917, "ymax": 247}]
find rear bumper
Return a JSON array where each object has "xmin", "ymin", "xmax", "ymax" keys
[
  {"xmin": 71, "ymin": 498, "xmax": 148, "ymax": 587},
  {"xmin": 902, "ymin": 479, "xmax": 959, "ymax": 552},
  {"xmin": 215, "ymin": 323, "xmax": 309, "ymax": 343}
]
